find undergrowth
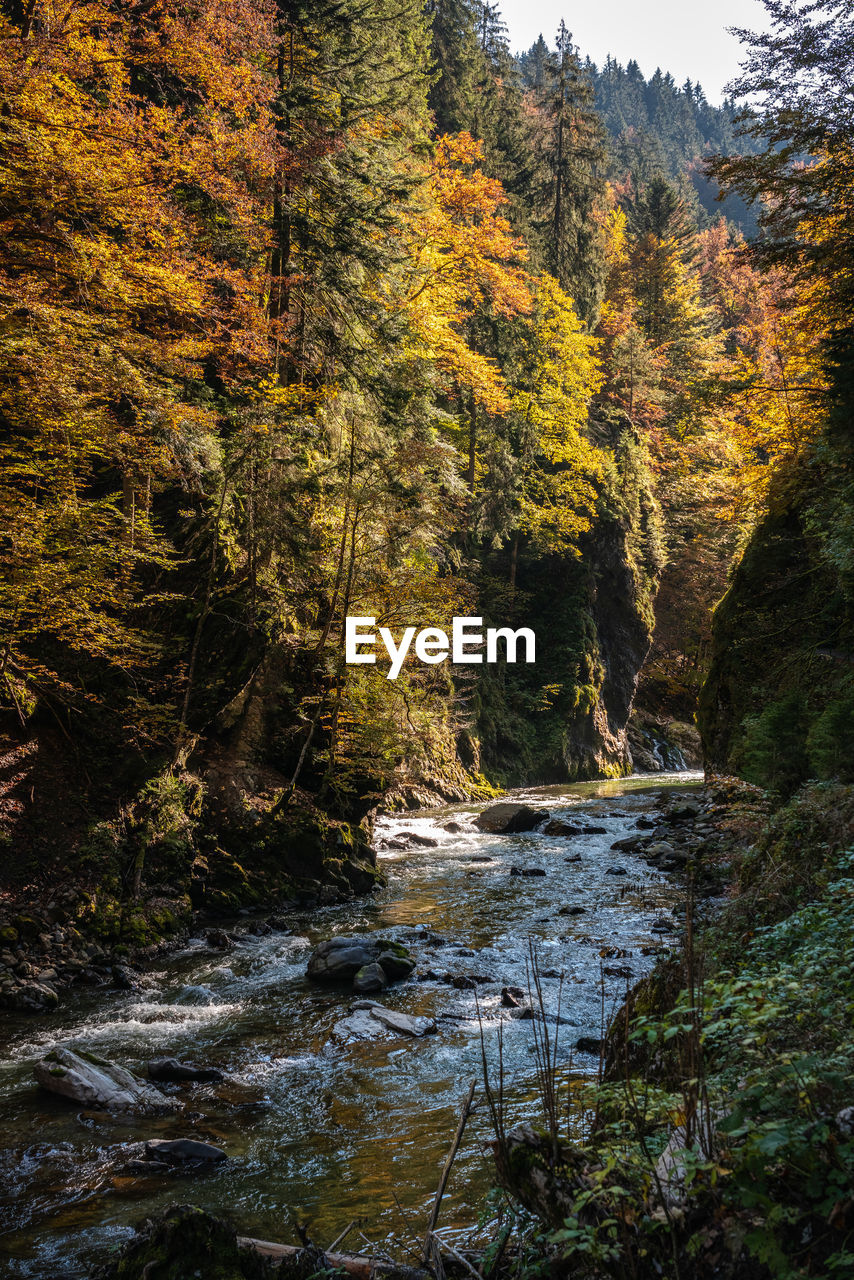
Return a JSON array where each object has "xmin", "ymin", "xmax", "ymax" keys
[{"xmin": 486, "ymin": 784, "xmax": 854, "ymax": 1280}]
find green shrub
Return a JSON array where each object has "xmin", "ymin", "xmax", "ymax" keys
[
  {"xmin": 808, "ymin": 689, "xmax": 854, "ymax": 781},
  {"xmin": 741, "ymin": 692, "xmax": 810, "ymax": 796}
]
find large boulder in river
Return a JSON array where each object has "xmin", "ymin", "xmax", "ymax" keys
[
  {"xmin": 307, "ymin": 936, "xmax": 378, "ymax": 981},
  {"xmin": 307, "ymin": 935, "xmax": 414, "ymax": 989},
  {"xmin": 34, "ymin": 1047, "xmax": 180, "ymax": 1114},
  {"xmin": 474, "ymin": 803, "xmax": 545, "ymax": 834}
]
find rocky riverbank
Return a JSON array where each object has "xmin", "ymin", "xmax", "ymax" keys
[{"xmin": 493, "ymin": 777, "xmax": 854, "ymax": 1280}]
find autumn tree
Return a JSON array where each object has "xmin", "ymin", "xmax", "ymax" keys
[{"xmin": 0, "ymin": 0, "xmax": 281, "ymax": 727}]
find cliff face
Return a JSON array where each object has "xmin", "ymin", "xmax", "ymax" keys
[
  {"xmin": 699, "ymin": 443, "xmax": 854, "ymax": 783},
  {"xmin": 475, "ymin": 418, "xmax": 662, "ymax": 785}
]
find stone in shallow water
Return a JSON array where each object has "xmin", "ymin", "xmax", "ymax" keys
[
  {"xmin": 377, "ymin": 950, "xmax": 415, "ymax": 981},
  {"xmin": 307, "ymin": 937, "xmax": 379, "ymax": 981},
  {"xmin": 331, "ymin": 1002, "xmax": 437, "ymax": 1041},
  {"xmin": 144, "ymin": 1138, "xmax": 227, "ymax": 1165},
  {"xmin": 391, "ymin": 830, "xmax": 438, "ymax": 848},
  {"xmin": 34, "ymin": 1047, "xmax": 180, "ymax": 1115},
  {"xmin": 575, "ymin": 1036, "xmax": 604, "ymax": 1055},
  {"xmin": 353, "ymin": 962, "xmax": 387, "ymax": 994},
  {"xmin": 543, "ymin": 819, "xmax": 585, "ymax": 836},
  {"xmin": 368, "ymin": 1005, "xmax": 437, "ymax": 1037},
  {"xmin": 307, "ymin": 935, "xmax": 414, "ymax": 988},
  {"xmin": 474, "ymin": 803, "xmax": 545, "ymax": 834}
]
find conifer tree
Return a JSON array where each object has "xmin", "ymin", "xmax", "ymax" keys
[{"xmin": 532, "ymin": 22, "xmax": 608, "ymax": 329}]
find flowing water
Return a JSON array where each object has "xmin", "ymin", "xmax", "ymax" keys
[{"xmin": 0, "ymin": 772, "xmax": 701, "ymax": 1278}]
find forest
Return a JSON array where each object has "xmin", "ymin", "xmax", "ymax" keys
[{"xmin": 0, "ymin": 0, "xmax": 853, "ymax": 1277}]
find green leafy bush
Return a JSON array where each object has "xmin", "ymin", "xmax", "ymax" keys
[
  {"xmin": 741, "ymin": 692, "xmax": 810, "ymax": 796},
  {"xmin": 808, "ymin": 690, "xmax": 854, "ymax": 781}
]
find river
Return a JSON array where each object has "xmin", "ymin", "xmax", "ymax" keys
[{"xmin": 0, "ymin": 771, "xmax": 701, "ymax": 1277}]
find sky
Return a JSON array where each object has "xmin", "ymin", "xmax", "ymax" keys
[{"xmin": 498, "ymin": 0, "xmax": 771, "ymax": 103}]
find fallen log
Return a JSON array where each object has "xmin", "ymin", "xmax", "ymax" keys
[{"xmin": 237, "ymin": 1238, "xmax": 431, "ymax": 1280}]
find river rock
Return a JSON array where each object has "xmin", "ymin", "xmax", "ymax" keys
[
  {"xmin": 112, "ymin": 964, "xmax": 140, "ymax": 990},
  {"xmin": 605, "ymin": 866, "xmax": 627, "ymax": 876},
  {"xmin": 247, "ymin": 921, "xmax": 272, "ymax": 936},
  {"xmin": 636, "ymin": 816, "xmax": 657, "ymax": 829},
  {"xmin": 666, "ymin": 802, "xmax": 701, "ymax": 822},
  {"xmin": 95, "ymin": 1204, "xmax": 257, "ymax": 1276},
  {"xmin": 34, "ymin": 1047, "xmax": 180, "ymax": 1114},
  {"xmin": 645, "ymin": 841, "xmax": 689, "ymax": 870},
  {"xmin": 582, "ymin": 825, "xmax": 608, "ymax": 835},
  {"xmin": 144, "ymin": 1138, "xmax": 227, "ymax": 1165},
  {"xmin": 564, "ymin": 854, "xmax": 582, "ymax": 864},
  {"xmin": 558, "ymin": 905, "xmax": 586, "ymax": 915},
  {"xmin": 148, "ymin": 1058, "xmax": 225, "ymax": 1084},
  {"xmin": 8, "ymin": 981, "xmax": 60, "ymax": 1011},
  {"xmin": 645, "ymin": 841, "xmax": 676, "ymax": 860},
  {"xmin": 611, "ymin": 835, "xmax": 645, "ymax": 852},
  {"xmin": 353, "ymin": 962, "xmax": 387, "ymax": 994},
  {"xmin": 575, "ymin": 1036, "xmax": 604, "ymax": 1055},
  {"xmin": 396, "ymin": 831, "xmax": 439, "ymax": 848},
  {"xmin": 367, "ymin": 1005, "xmax": 437, "ymax": 1037},
  {"xmin": 205, "ymin": 929, "xmax": 234, "ymax": 951},
  {"xmin": 543, "ymin": 819, "xmax": 584, "ymax": 836},
  {"xmin": 307, "ymin": 935, "xmax": 414, "ymax": 990},
  {"xmin": 510, "ymin": 866, "xmax": 546, "ymax": 877},
  {"xmin": 307, "ymin": 936, "xmax": 379, "ymax": 981},
  {"xmin": 333, "ymin": 1002, "xmax": 437, "ymax": 1041},
  {"xmin": 474, "ymin": 803, "xmax": 544, "ymax": 834},
  {"xmin": 378, "ymin": 950, "xmax": 415, "ymax": 980},
  {"xmin": 443, "ymin": 821, "xmax": 465, "ymax": 833},
  {"xmin": 266, "ymin": 916, "xmax": 292, "ymax": 932}
]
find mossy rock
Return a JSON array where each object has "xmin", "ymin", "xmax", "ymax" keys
[
  {"xmin": 14, "ymin": 915, "xmax": 41, "ymax": 940},
  {"xmin": 0, "ymin": 924, "xmax": 19, "ymax": 945},
  {"xmin": 97, "ymin": 1203, "xmax": 274, "ymax": 1279},
  {"xmin": 374, "ymin": 938, "xmax": 409, "ymax": 959},
  {"xmin": 602, "ymin": 960, "xmax": 684, "ymax": 1086}
]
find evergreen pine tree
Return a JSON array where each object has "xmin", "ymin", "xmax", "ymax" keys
[{"xmin": 534, "ymin": 21, "xmax": 608, "ymax": 329}]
